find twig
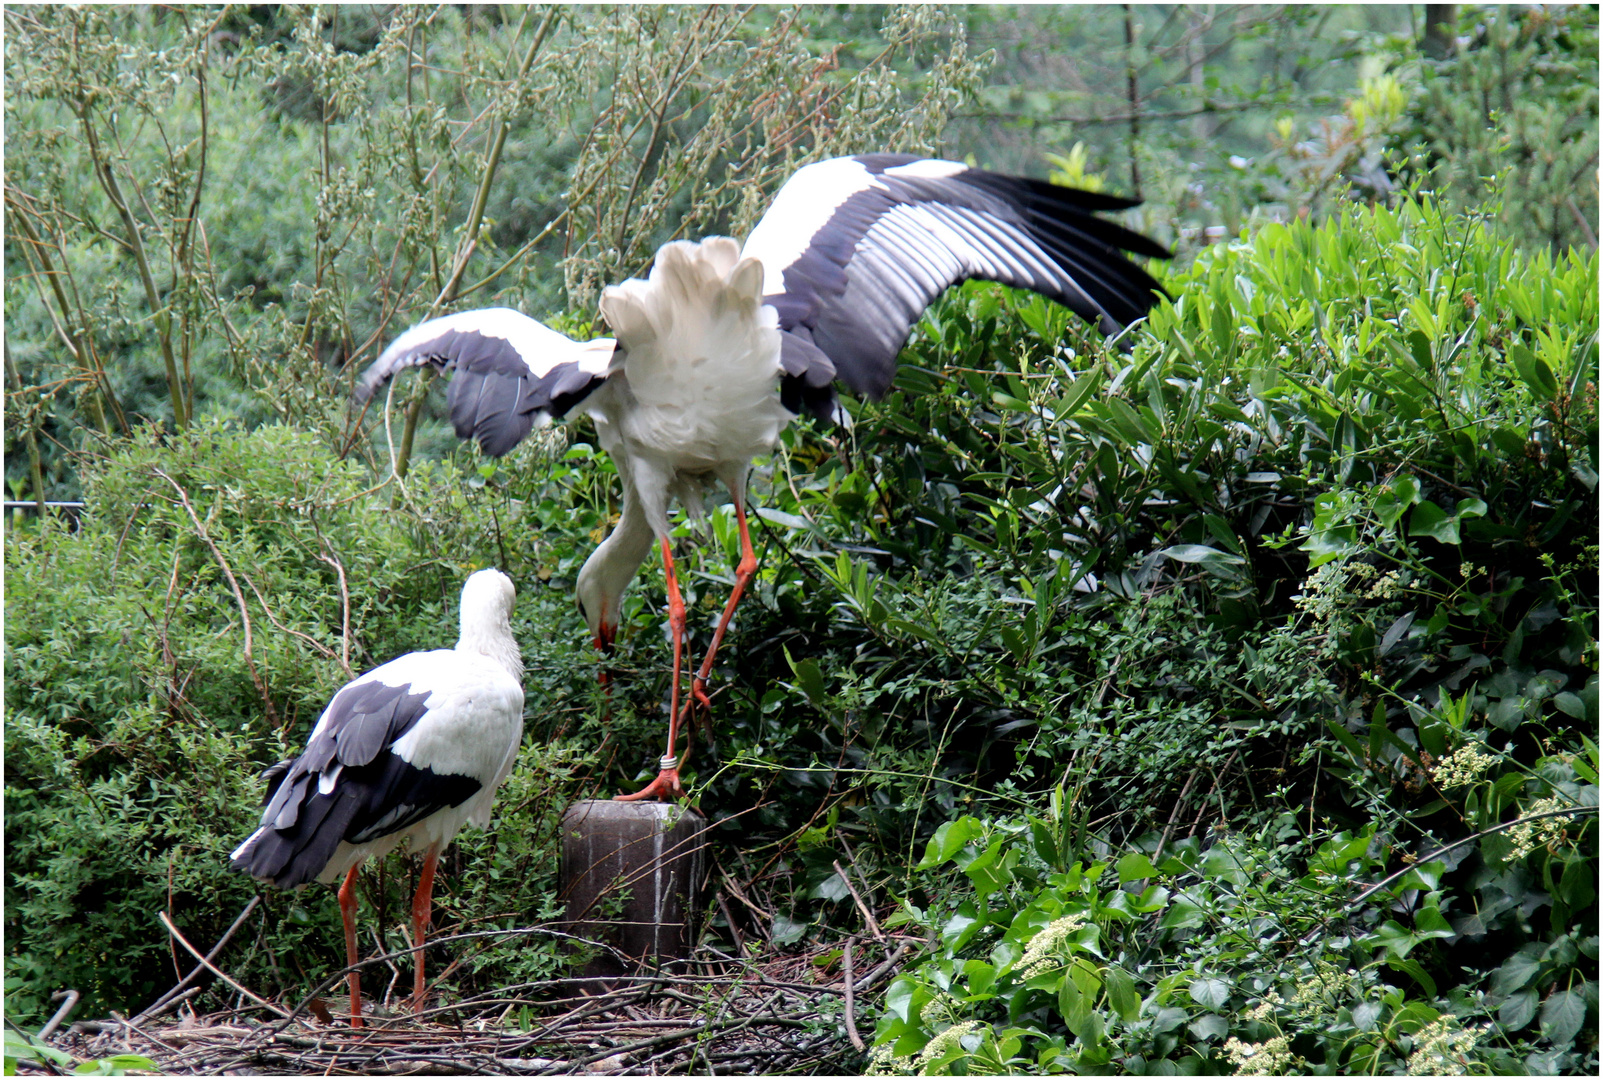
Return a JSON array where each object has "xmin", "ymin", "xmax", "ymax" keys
[
  {"xmin": 151, "ymin": 468, "xmax": 278, "ymax": 727},
  {"xmin": 37, "ymin": 991, "xmax": 79, "ymax": 1040},
  {"xmin": 832, "ymin": 860, "xmax": 884, "ymax": 943},
  {"xmin": 135, "ymin": 895, "xmax": 260, "ymax": 1024},
  {"xmin": 853, "ymin": 941, "xmax": 911, "ymax": 993},
  {"xmin": 156, "ymin": 910, "xmax": 296, "ymax": 1021},
  {"xmin": 842, "ymin": 936, "xmax": 864, "ymax": 1052},
  {"xmin": 1297, "ymin": 804, "xmax": 1599, "ymax": 949},
  {"xmin": 1151, "ymin": 770, "xmax": 1199, "ymax": 866}
]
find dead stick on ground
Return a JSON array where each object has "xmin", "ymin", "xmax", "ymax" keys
[
  {"xmin": 842, "ymin": 936, "xmax": 865, "ymax": 1052},
  {"xmin": 156, "ymin": 911, "xmax": 296, "ymax": 1021},
  {"xmin": 133, "ymin": 896, "xmax": 260, "ymax": 1024}
]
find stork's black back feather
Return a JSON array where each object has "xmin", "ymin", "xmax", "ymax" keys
[{"xmin": 231, "ymin": 678, "xmax": 483, "ymax": 889}]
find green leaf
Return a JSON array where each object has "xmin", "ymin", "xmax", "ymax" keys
[
  {"xmin": 1499, "ymin": 987, "xmax": 1538, "ymax": 1031},
  {"xmin": 1157, "ymin": 544, "xmax": 1245, "ymax": 575},
  {"xmin": 1053, "ymin": 367, "xmax": 1104, "ymax": 418},
  {"xmin": 754, "ymin": 507, "xmax": 814, "ymax": 532},
  {"xmin": 1409, "ymin": 500, "xmax": 1460, "ymax": 545},
  {"xmin": 1491, "ymin": 947, "xmax": 1543, "ymax": 996},
  {"xmin": 942, "ymin": 902, "xmax": 982, "ymax": 949},
  {"xmin": 1159, "ymin": 897, "xmax": 1206, "ymax": 929},
  {"xmin": 785, "ymin": 648, "xmax": 828, "ymax": 708},
  {"xmin": 885, "ymin": 975, "xmax": 919, "ymax": 1022},
  {"xmin": 1188, "ymin": 976, "xmax": 1230, "ymax": 1010},
  {"xmin": 1540, "ymin": 988, "xmax": 1586, "ymax": 1046},
  {"xmin": 1105, "ymin": 965, "xmax": 1140, "ymax": 1021},
  {"xmin": 771, "ymin": 911, "xmax": 809, "ymax": 945},
  {"xmin": 1508, "ymin": 341, "xmax": 1558, "ymax": 401},
  {"xmin": 1380, "ymin": 958, "xmax": 1437, "ymax": 997},
  {"xmin": 965, "ymin": 959, "xmax": 997, "ymax": 998},
  {"xmin": 1370, "ymin": 919, "xmax": 1421, "ymax": 959},
  {"xmin": 919, "ymin": 816, "xmax": 983, "ymax": 869},
  {"xmin": 1116, "ymin": 852, "xmax": 1158, "ymax": 883},
  {"xmin": 1407, "ymin": 329, "xmax": 1434, "ymax": 370}
]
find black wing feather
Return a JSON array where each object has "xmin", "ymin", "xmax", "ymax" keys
[
  {"xmin": 748, "ymin": 156, "xmax": 1173, "ymax": 412},
  {"xmin": 231, "ymin": 678, "xmax": 484, "ymax": 889}
]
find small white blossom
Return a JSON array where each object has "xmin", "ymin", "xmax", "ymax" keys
[
  {"xmin": 866, "ymin": 1041, "xmax": 916, "ymax": 1075},
  {"xmin": 1406, "ymin": 1016, "xmax": 1482, "ymax": 1075},
  {"xmin": 918, "ymin": 1020, "xmax": 985, "ymax": 1066},
  {"xmin": 1245, "ymin": 990, "xmax": 1283, "ymax": 1021},
  {"xmin": 1224, "ymin": 1035, "xmax": 1298, "ymax": 1075},
  {"xmin": 1018, "ymin": 914, "xmax": 1086, "ymax": 977},
  {"xmin": 1504, "ymin": 797, "xmax": 1570, "ymax": 860},
  {"xmin": 1366, "ymin": 569, "xmax": 1404, "ymax": 599},
  {"xmin": 1434, "ymin": 744, "xmax": 1497, "ymax": 788}
]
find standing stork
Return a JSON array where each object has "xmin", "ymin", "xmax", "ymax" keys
[
  {"xmin": 355, "ymin": 154, "xmax": 1170, "ymax": 802},
  {"xmin": 231, "ymin": 569, "xmax": 524, "ymax": 1027}
]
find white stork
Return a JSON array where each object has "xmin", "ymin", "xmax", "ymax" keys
[
  {"xmin": 231, "ymin": 569, "xmax": 524, "ymax": 1027},
  {"xmin": 355, "ymin": 154, "xmax": 1169, "ymax": 802}
]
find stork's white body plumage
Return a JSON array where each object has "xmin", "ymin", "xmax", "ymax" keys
[
  {"xmin": 354, "ymin": 154, "xmax": 1170, "ymax": 801},
  {"xmin": 231, "ymin": 568, "xmax": 524, "ymax": 1025}
]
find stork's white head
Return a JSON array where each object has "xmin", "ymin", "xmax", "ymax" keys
[
  {"xmin": 575, "ymin": 551, "xmax": 624, "ymax": 653},
  {"xmin": 457, "ymin": 569, "xmax": 522, "ymax": 679}
]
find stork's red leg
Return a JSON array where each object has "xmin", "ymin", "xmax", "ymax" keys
[
  {"xmin": 338, "ymin": 864, "xmax": 364, "ymax": 1028},
  {"xmin": 615, "ymin": 536, "xmax": 688, "ymax": 801},
  {"xmin": 683, "ymin": 500, "xmax": 759, "ymax": 736},
  {"xmin": 410, "ymin": 843, "xmax": 441, "ymax": 1016}
]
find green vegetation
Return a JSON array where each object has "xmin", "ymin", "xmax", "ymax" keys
[{"xmin": 5, "ymin": 5, "xmax": 1597, "ymax": 1076}]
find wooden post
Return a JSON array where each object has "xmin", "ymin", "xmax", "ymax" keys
[{"xmin": 559, "ymin": 800, "xmax": 710, "ymax": 988}]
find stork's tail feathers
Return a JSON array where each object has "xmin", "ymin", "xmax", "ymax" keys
[
  {"xmin": 599, "ymin": 239, "xmax": 782, "ymax": 412},
  {"xmin": 600, "ymin": 238, "xmax": 765, "ymax": 344}
]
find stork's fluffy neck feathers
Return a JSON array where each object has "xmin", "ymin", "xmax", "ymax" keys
[{"xmin": 456, "ymin": 569, "xmax": 523, "ymax": 681}]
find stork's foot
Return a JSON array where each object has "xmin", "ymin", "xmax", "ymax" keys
[{"xmin": 614, "ymin": 760, "xmax": 687, "ymax": 802}]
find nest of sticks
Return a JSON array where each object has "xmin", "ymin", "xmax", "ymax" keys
[{"xmin": 27, "ymin": 928, "xmax": 912, "ymax": 1076}]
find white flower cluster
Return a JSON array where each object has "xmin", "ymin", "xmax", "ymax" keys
[
  {"xmin": 1294, "ymin": 562, "xmax": 1349, "ymax": 623},
  {"xmin": 1292, "ymin": 967, "xmax": 1359, "ymax": 1011},
  {"xmin": 1406, "ymin": 1016, "xmax": 1482, "ymax": 1076},
  {"xmin": 918, "ymin": 1020, "xmax": 985, "ymax": 1067},
  {"xmin": 866, "ymin": 1041, "xmax": 916, "ymax": 1076},
  {"xmin": 1366, "ymin": 568, "xmax": 1404, "ymax": 599},
  {"xmin": 1018, "ymin": 914, "xmax": 1087, "ymax": 977},
  {"xmin": 1504, "ymin": 797, "xmax": 1571, "ymax": 860},
  {"xmin": 1223, "ymin": 1035, "xmax": 1298, "ymax": 1075},
  {"xmin": 1433, "ymin": 743, "xmax": 1497, "ymax": 788},
  {"xmin": 919, "ymin": 992, "xmax": 955, "ymax": 1025},
  {"xmin": 1245, "ymin": 990, "xmax": 1283, "ymax": 1021}
]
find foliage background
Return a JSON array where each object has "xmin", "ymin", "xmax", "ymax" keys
[{"xmin": 5, "ymin": 4, "xmax": 1597, "ymax": 1075}]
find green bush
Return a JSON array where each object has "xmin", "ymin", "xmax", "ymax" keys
[
  {"xmin": 3, "ymin": 420, "xmax": 600, "ymax": 1023},
  {"xmin": 819, "ymin": 194, "xmax": 1597, "ymax": 1074}
]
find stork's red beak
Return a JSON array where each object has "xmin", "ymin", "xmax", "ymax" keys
[{"xmin": 593, "ymin": 623, "xmax": 617, "ymax": 655}]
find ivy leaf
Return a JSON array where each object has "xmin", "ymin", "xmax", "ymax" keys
[{"xmin": 770, "ymin": 911, "xmax": 809, "ymax": 946}]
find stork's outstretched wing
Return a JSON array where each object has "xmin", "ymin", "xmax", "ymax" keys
[
  {"xmin": 355, "ymin": 308, "xmax": 618, "ymax": 456},
  {"xmin": 741, "ymin": 155, "xmax": 1171, "ymax": 416}
]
